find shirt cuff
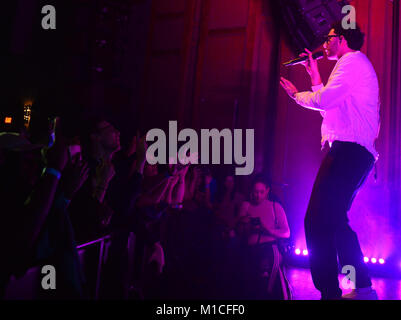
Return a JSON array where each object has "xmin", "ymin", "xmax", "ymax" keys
[{"xmin": 311, "ymin": 83, "xmax": 324, "ymax": 92}]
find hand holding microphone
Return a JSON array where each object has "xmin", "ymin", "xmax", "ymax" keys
[
  {"xmin": 280, "ymin": 48, "xmax": 324, "ymax": 99},
  {"xmin": 299, "ymin": 48, "xmax": 318, "ymax": 75},
  {"xmin": 299, "ymin": 48, "xmax": 323, "ymax": 86}
]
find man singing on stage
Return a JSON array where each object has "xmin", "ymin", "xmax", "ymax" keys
[{"xmin": 280, "ymin": 22, "xmax": 380, "ymax": 300}]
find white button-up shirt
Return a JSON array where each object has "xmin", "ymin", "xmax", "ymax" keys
[{"xmin": 294, "ymin": 51, "xmax": 380, "ymax": 159}]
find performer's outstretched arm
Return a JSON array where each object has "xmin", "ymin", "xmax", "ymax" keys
[{"xmin": 280, "ymin": 49, "xmax": 358, "ymax": 112}]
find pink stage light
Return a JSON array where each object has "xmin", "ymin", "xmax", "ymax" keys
[
  {"xmin": 295, "ymin": 248, "xmax": 301, "ymax": 255},
  {"xmin": 371, "ymin": 258, "xmax": 377, "ymax": 264},
  {"xmin": 363, "ymin": 257, "xmax": 369, "ymax": 263},
  {"xmin": 379, "ymin": 258, "xmax": 385, "ymax": 264},
  {"xmin": 302, "ymin": 249, "xmax": 308, "ymax": 256}
]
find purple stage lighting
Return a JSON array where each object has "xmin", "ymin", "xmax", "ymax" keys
[
  {"xmin": 363, "ymin": 257, "xmax": 369, "ymax": 263},
  {"xmin": 379, "ymin": 258, "xmax": 385, "ymax": 264},
  {"xmin": 371, "ymin": 258, "xmax": 377, "ymax": 264},
  {"xmin": 302, "ymin": 249, "xmax": 308, "ymax": 256},
  {"xmin": 295, "ymin": 248, "xmax": 301, "ymax": 255}
]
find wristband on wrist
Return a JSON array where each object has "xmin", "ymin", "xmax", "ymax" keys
[
  {"xmin": 43, "ymin": 167, "xmax": 62, "ymax": 180},
  {"xmin": 48, "ymin": 132, "xmax": 56, "ymax": 147}
]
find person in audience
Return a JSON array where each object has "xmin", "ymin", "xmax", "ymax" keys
[
  {"xmin": 67, "ymin": 116, "xmax": 146, "ymax": 299},
  {"xmin": 237, "ymin": 176, "xmax": 292, "ymax": 300},
  {"xmin": 133, "ymin": 160, "xmax": 191, "ymax": 299},
  {"xmin": 1, "ymin": 116, "xmax": 293, "ymax": 301},
  {"xmin": 184, "ymin": 166, "xmax": 217, "ymax": 211},
  {"xmin": 0, "ymin": 132, "xmax": 47, "ymax": 297},
  {"xmin": 35, "ymin": 136, "xmax": 89, "ymax": 299},
  {"xmin": 68, "ymin": 117, "xmax": 120, "ymax": 243},
  {"xmin": 0, "ymin": 120, "xmax": 89, "ymax": 299},
  {"xmin": 214, "ymin": 174, "xmax": 244, "ymax": 239}
]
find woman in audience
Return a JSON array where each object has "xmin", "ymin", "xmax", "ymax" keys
[{"xmin": 237, "ymin": 175, "xmax": 292, "ymax": 300}]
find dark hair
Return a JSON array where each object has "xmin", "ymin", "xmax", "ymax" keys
[
  {"xmin": 78, "ymin": 115, "xmax": 105, "ymax": 160},
  {"xmin": 215, "ymin": 174, "xmax": 237, "ymax": 203},
  {"xmin": 251, "ymin": 174, "xmax": 271, "ymax": 190},
  {"xmin": 330, "ymin": 21, "xmax": 365, "ymax": 51}
]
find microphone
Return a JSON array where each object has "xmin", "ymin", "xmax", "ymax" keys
[{"xmin": 283, "ymin": 51, "xmax": 324, "ymax": 67}]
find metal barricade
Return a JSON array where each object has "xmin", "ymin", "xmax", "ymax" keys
[{"xmin": 5, "ymin": 235, "xmax": 112, "ymax": 300}]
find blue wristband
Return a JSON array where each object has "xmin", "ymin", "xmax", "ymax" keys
[
  {"xmin": 48, "ymin": 132, "xmax": 56, "ymax": 147},
  {"xmin": 43, "ymin": 167, "xmax": 62, "ymax": 180}
]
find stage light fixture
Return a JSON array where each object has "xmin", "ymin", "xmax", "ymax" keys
[
  {"xmin": 295, "ymin": 248, "xmax": 301, "ymax": 255},
  {"xmin": 371, "ymin": 258, "xmax": 377, "ymax": 264},
  {"xmin": 363, "ymin": 257, "xmax": 369, "ymax": 263},
  {"xmin": 302, "ymin": 249, "xmax": 308, "ymax": 256},
  {"xmin": 379, "ymin": 258, "xmax": 385, "ymax": 264}
]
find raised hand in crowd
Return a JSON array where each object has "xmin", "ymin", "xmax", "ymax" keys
[
  {"xmin": 164, "ymin": 173, "xmax": 180, "ymax": 205},
  {"xmin": 126, "ymin": 134, "xmax": 137, "ymax": 158},
  {"xmin": 164, "ymin": 164, "xmax": 189, "ymax": 206},
  {"xmin": 61, "ymin": 160, "xmax": 90, "ymax": 202},
  {"xmin": 185, "ymin": 166, "xmax": 201, "ymax": 201},
  {"xmin": 204, "ymin": 173, "xmax": 213, "ymax": 187},
  {"xmin": 45, "ymin": 134, "xmax": 69, "ymax": 172},
  {"xmin": 135, "ymin": 135, "xmax": 148, "ymax": 174},
  {"xmin": 23, "ymin": 134, "xmax": 69, "ymax": 250},
  {"xmin": 172, "ymin": 164, "xmax": 189, "ymax": 206}
]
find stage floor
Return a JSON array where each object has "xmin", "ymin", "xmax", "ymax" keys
[{"xmin": 286, "ymin": 266, "xmax": 401, "ymax": 300}]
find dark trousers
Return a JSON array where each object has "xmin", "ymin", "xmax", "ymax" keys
[{"xmin": 304, "ymin": 141, "xmax": 374, "ymax": 299}]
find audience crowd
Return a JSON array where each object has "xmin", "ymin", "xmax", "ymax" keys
[{"xmin": 0, "ymin": 114, "xmax": 292, "ymax": 300}]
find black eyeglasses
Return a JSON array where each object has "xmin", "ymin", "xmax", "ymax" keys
[{"xmin": 323, "ymin": 35, "xmax": 340, "ymax": 43}]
